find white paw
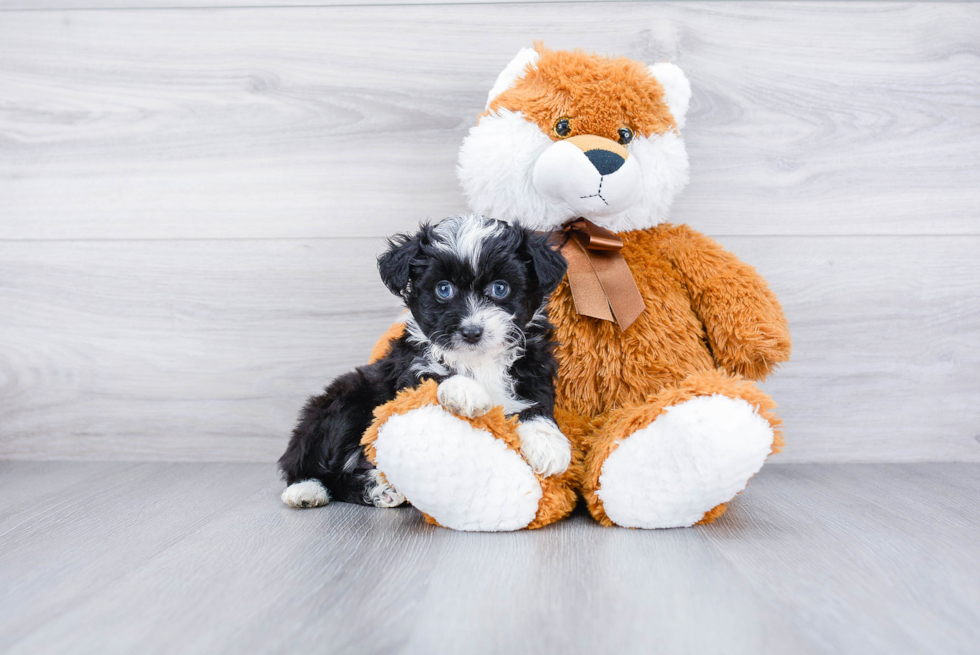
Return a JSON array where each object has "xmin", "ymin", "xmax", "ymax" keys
[
  {"xmin": 517, "ymin": 417, "xmax": 572, "ymax": 478},
  {"xmin": 365, "ymin": 469, "xmax": 406, "ymax": 508},
  {"xmin": 281, "ymin": 479, "xmax": 330, "ymax": 508},
  {"xmin": 437, "ymin": 375, "xmax": 493, "ymax": 418}
]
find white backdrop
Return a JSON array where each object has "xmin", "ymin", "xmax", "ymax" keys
[{"xmin": 1, "ymin": 1, "xmax": 978, "ymax": 462}]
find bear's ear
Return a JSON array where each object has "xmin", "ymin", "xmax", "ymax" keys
[
  {"xmin": 485, "ymin": 47, "xmax": 540, "ymax": 109},
  {"xmin": 377, "ymin": 226, "xmax": 429, "ymax": 297},
  {"xmin": 648, "ymin": 62, "xmax": 692, "ymax": 130}
]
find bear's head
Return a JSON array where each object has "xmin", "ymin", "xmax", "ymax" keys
[{"xmin": 458, "ymin": 44, "xmax": 691, "ymax": 233}]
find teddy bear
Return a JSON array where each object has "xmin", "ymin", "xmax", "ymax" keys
[{"xmin": 361, "ymin": 44, "xmax": 791, "ymax": 531}]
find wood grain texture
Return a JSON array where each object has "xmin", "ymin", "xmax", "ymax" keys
[
  {"xmin": 1, "ymin": 2, "xmax": 978, "ymax": 463},
  {"xmin": 7, "ymin": 0, "xmax": 625, "ymax": 8},
  {"xmin": 398, "ymin": 514, "xmax": 820, "ymax": 655},
  {"xmin": 709, "ymin": 464, "xmax": 980, "ymax": 655},
  {"xmin": 1, "ymin": 2, "xmax": 978, "ymax": 239},
  {"xmin": 1, "ymin": 462, "xmax": 978, "ymax": 654},
  {"xmin": 0, "ymin": 238, "xmax": 403, "ymax": 461},
  {"xmin": 0, "ymin": 462, "xmax": 273, "ymax": 651},
  {"xmin": 731, "ymin": 235, "xmax": 980, "ymax": 463},
  {"xmin": 1, "ymin": 235, "xmax": 978, "ymax": 462}
]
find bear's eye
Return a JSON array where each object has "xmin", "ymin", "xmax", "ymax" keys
[
  {"xmin": 618, "ymin": 127, "xmax": 634, "ymax": 145},
  {"xmin": 554, "ymin": 118, "xmax": 571, "ymax": 138}
]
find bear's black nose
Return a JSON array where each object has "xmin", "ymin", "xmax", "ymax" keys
[
  {"xmin": 584, "ymin": 149, "xmax": 625, "ymax": 176},
  {"xmin": 460, "ymin": 325, "xmax": 483, "ymax": 344}
]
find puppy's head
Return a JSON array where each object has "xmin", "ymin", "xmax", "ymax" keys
[{"xmin": 377, "ymin": 215, "xmax": 566, "ymax": 362}]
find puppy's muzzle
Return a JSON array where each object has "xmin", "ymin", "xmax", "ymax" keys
[{"xmin": 531, "ymin": 135, "xmax": 641, "ymax": 219}]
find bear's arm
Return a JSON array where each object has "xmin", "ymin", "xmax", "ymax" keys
[
  {"xmin": 661, "ymin": 225, "xmax": 791, "ymax": 380},
  {"xmin": 368, "ymin": 320, "xmax": 407, "ymax": 364}
]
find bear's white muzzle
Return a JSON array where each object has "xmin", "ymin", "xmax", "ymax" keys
[{"xmin": 532, "ymin": 135, "xmax": 642, "ymax": 220}]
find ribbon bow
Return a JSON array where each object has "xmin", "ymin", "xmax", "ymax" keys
[{"xmin": 554, "ymin": 218, "xmax": 645, "ymax": 331}]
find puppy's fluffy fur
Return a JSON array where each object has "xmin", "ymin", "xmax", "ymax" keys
[{"xmin": 278, "ymin": 215, "xmax": 569, "ymax": 508}]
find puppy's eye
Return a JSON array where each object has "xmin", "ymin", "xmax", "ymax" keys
[
  {"xmin": 434, "ymin": 281, "xmax": 456, "ymax": 300},
  {"xmin": 618, "ymin": 127, "xmax": 634, "ymax": 145},
  {"xmin": 554, "ymin": 118, "xmax": 571, "ymax": 138},
  {"xmin": 486, "ymin": 280, "xmax": 510, "ymax": 299}
]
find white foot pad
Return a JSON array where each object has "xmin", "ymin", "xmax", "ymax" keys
[
  {"xmin": 597, "ymin": 395, "xmax": 774, "ymax": 528},
  {"xmin": 281, "ymin": 479, "xmax": 330, "ymax": 508},
  {"xmin": 375, "ymin": 404, "xmax": 542, "ymax": 531}
]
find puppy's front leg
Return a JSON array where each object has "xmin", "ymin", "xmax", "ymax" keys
[
  {"xmin": 437, "ymin": 375, "xmax": 493, "ymax": 418},
  {"xmin": 517, "ymin": 416, "xmax": 571, "ymax": 478}
]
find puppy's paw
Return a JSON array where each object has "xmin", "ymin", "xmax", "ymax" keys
[
  {"xmin": 365, "ymin": 469, "xmax": 406, "ymax": 508},
  {"xmin": 437, "ymin": 375, "xmax": 493, "ymax": 418},
  {"xmin": 518, "ymin": 417, "xmax": 571, "ymax": 478},
  {"xmin": 281, "ymin": 479, "xmax": 330, "ymax": 508}
]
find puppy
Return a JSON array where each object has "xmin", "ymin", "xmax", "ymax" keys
[{"xmin": 279, "ymin": 214, "xmax": 571, "ymax": 509}]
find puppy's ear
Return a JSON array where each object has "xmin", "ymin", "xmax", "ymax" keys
[
  {"xmin": 518, "ymin": 225, "xmax": 568, "ymax": 296},
  {"xmin": 377, "ymin": 225, "xmax": 429, "ymax": 296}
]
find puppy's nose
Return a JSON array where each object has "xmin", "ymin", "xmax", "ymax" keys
[
  {"xmin": 460, "ymin": 325, "xmax": 483, "ymax": 344},
  {"xmin": 584, "ymin": 149, "xmax": 625, "ymax": 175}
]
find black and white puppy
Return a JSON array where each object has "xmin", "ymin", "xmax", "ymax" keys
[{"xmin": 279, "ymin": 214, "xmax": 571, "ymax": 509}]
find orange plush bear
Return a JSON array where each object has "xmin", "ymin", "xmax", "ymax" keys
[{"xmin": 362, "ymin": 45, "xmax": 791, "ymax": 530}]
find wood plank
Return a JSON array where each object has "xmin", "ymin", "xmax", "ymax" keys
[
  {"xmin": 721, "ymin": 235, "xmax": 980, "ymax": 463},
  {"xmin": 401, "ymin": 513, "xmax": 820, "ymax": 654},
  {"xmin": 1, "ymin": 2, "xmax": 978, "ymax": 239},
  {"xmin": 6, "ymin": 0, "xmax": 603, "ymax": 8},
  {"xmin": 0, "ymin": 461, "xmax": 124, "ymax": 523},
  {"xmin": 1, "ymin": 462, "xmax": 449, "ymax": 655},
  {"xmin": 0, "ymin": 235, "xmax": 978, "ymax": 462},
  {"xmin": 0, "ymin": 462, "xmax": 820, "ymax": 655},
  {"xmin": 3, "ymin": 462, "xmax": 977, "ymax": 654},
  {"xmin": 0, "ymin": 237, "xmax": 404, "ymax": 461},
  {"xmin": 704, "ymin": 463, "xmax": 980, "ymax": 655},
  {"xmin": 0, "ymin": 462, "xmax": 272, "ymax": 650}
]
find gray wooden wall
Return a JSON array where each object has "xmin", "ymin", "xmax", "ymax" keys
[{"xmin": 1, "ymin": 1, "xmax": 978, "ymax": 463}]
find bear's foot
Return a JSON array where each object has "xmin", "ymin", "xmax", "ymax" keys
[
  {"xmin": 362, "ymin": 381, "xmax": 577, "ymax": 532},
  {"xmin": 597, "ymin": 395, "xmax": 773, "ymax": 528},
  {"xmin": 374, "ymin": 404, "xmax": 541, "ymax": 531},
  {"xmin": 584, "ymin": 369, "xmax": 783, "ymax": 529}
]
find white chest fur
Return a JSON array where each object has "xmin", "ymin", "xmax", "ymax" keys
[{"xmin": 405, "ymin": 314, "xmax": 533, "ymax": 416}]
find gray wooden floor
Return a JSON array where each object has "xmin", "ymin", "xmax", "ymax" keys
[{"xmin": 0, "ymin": 462, "xmax": 976, "ymax": 654}]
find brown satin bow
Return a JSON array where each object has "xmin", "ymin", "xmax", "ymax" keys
[{"xmin": 554, "ymin": 218, "xmax": 645, "ymax": 331}]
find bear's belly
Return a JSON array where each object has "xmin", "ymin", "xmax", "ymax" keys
[{"xmin": 549, "ymin": 266, "xmax": 715, "ymax": 418}]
